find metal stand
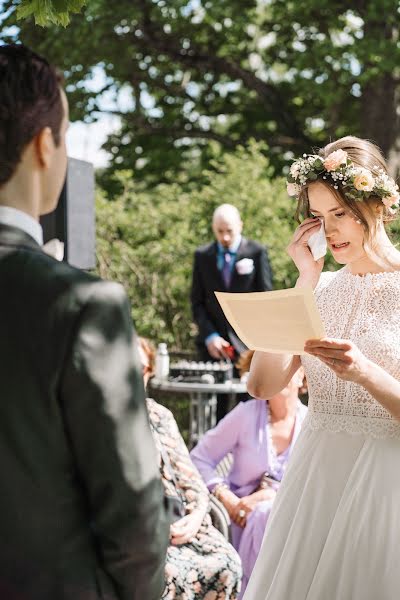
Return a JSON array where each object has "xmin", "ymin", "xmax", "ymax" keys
[
  {"xmin": 189, "ymin": 392, "xmax": 217, "ymax": 447},
  {"xmin": 150, "ymin": 378, "xmax": 247, "ymax": 448}
]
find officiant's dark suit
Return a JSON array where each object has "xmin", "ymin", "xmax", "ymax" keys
[
  {"xmin": 0, "ymin": 43, "xmax": 168, "ymax": 600},
  {"xmin": 191, "ymin": 237, "xmax": 273, "ymax": 360}
]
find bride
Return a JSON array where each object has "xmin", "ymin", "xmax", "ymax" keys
[{"xmin": 243, "ymin": 136, "xmax": 400, "ymax": 599}]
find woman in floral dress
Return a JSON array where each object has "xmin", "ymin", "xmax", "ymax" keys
[{"xmin": 139, "ymin": 338, "xmax": 242, "ymax": 600}]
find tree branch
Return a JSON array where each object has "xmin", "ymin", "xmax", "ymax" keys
[{"xmin": 133, "ymin": 0, "xmax": 311, "ymax": 145}]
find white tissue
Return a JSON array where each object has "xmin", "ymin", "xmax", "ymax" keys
[{"xmin": 308, "ymin": 220, "xmax": 327, "ymax": 261}]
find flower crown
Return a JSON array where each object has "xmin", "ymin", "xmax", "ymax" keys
[{"xmin": 286, "ymin": 149, "xmax": 400, "ymax": 213}]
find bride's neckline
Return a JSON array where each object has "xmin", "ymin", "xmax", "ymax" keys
[{"xmin": 340, "ymin": 266, "xmax": 400, "ymax": 279}]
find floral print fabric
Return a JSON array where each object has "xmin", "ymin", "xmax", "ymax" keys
[{"xmin": 147, "ymin": 398, "xmax": 242, "ymax": 599}]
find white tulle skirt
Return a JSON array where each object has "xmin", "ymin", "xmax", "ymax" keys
[{"xmin": 243, "ymin": 418, "xmax": 400, "ymax": 600}]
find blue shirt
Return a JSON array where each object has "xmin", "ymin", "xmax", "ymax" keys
[{"xmin": 216, "ymin": 236, "xmax": 242, "ymax": 272}]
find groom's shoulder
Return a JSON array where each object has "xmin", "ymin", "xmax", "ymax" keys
[{"xmin": 32, "ymin": 252, "xmax": 127, "ymax": 312}]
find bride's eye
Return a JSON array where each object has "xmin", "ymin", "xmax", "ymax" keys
[{"xmin": 335, "ymin": 212, "xmax": 346, "ymax": 218}]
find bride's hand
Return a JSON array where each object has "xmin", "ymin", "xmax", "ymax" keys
[
  {"xmin": 287, "ymin": 218, "xmax": 324, "ymax": 287},
  {"xmin": 304, "ymin": 338, "xmax": 371, "ymax": 384}
]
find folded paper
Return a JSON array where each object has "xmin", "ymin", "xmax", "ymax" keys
[{"xmin": 215, "ymin": 287, "xmax": 325, "ymax": 355}]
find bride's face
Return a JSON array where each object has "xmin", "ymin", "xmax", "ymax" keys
[{"xmin": 307, "ymin": 182, "xmax": 366, "ymax": 265}]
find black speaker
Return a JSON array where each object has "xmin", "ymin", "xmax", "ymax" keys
[{"xmin": 41, "ymin": 157, "xmax": 96, "ymax": 270}]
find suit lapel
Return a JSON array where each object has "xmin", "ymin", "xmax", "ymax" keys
[
  {"xmin": 0, "ymin": 223, "xmax": 42, "ymax": 253},
  {"xmin": 206, "ymin": 242, "xmax": 227, "ymax": 290},
  {"xmin": 229, "ymin": 237, "xmax": 248, "ymax": 289}
]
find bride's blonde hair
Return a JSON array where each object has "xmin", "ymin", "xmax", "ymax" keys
[{"xmin": 296, "ymin": 136, "xmax": 399, "ymax": 253}]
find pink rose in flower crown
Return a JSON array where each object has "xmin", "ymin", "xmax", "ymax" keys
[
  {"xmin": 323, "ymin": 149, "xmax": 348, "ymax": 172},
  {"xmin": 382, "ymin": 194, "xmax": 400, "ymax": 208},
  {"xmin": 286, "ymin": 182, "xmax": 301, "ymax": 197},
  {"xmin": 353, "ymin": 168, "xmax": 375, "ymax": 192}
]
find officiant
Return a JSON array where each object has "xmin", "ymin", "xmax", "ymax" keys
[{"xmin": 190, "ymin": 203, "xmax": 273, "ymax": 420}]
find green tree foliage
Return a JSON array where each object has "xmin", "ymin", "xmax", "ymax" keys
[
  {"xmin": 3, "ymin": 0, "xmax": 399, "ymax": 186},
  {"xmin": 15, "ymin": 0, "xmax": 86, "ymax": 27},
  {"xmin": 95, "ymin": 141, "xmax": 331, "ymax": 350}
]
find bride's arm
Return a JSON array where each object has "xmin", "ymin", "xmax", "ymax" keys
[
  {"xmin": 248, "ymin": 218, "xmax": 324, "ymax": 400},
  {"xmin": 359, "ymin": 363, "xmax": 400, "ymax": 421},
  {"xmin": 304, "ymin": 338, "xmax": 400, "ymax": 422},
  {"xmin": 247, "ymin": 353, "xmax": 301, "ymax": 399}
]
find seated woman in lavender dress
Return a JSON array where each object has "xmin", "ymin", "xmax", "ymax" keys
[
  {"xmin": 138, "ymin": 338, "xmax": 242, "ymax": 600},
  {"xmin": 190, "ymin": 351, "xmax": 307, "ymax": 598}
]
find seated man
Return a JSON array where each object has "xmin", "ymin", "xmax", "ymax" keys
[{"xmin": 190, "ymin": 351, "xmax": 307, "ymax": 598}]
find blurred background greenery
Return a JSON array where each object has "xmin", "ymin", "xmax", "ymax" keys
[
  {"xmin": 2, "ymin": 0, "xmax": 399, "ymax": 434},
  {"xmin": 2, "ymin": 0, "xmax": 399, "ymax": 348}
]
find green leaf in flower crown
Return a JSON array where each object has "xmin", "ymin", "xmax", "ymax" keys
[
  {"xmin": 313, "ymin": 159, "xmax": 323, "ymax": 169},
  {"xmin": 308, "ymin": 171, "xmax": 318, "ymax": 180}
]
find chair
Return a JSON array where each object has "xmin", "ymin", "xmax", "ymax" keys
[
  {"xmin": 208, "ymin": 453, "xmax": 234, "ymax": 541},
  {"xmin": 209, "ymin": 495, "xmax": 232, "ymax": 542}
]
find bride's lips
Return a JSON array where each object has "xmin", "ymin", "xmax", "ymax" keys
[{"xmin": 330, "ymin": 242, "xmax": 350, "ymax": 252}]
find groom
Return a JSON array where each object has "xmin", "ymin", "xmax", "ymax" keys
[{"xmin": 0, "ymin": 44, "xmax": 168, "ymax": 600}]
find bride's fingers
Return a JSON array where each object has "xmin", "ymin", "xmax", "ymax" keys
[
  {"xmin": 308, "ymin": 352, "xmax": 351, "ymax": 366},
  {"xmin": 291, "ymin": 221, "xmax": 322, "ymax": 244},
  {"xmin": 310, "ymin": 353, "xmax": 346, "ymax": 369},
  {"xmin": 299, "ymin": 217, "xmax": 320, "ymax": 227},
  {"xmin": 305, "ymin": 348, "xmax": 351, "ymax": 361},
  {"xmin": 305, "ymin": 338, "xmax": 352, "ymax": 350}
]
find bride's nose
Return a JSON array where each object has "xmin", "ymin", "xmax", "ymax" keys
[{"xmin": 324, "ymin": 220, "xmax": 338, "ymax": 239}]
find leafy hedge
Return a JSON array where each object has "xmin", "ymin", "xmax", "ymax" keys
[{"xmin": 96, "ymin": 142, "xmax": 304, "ymax": 349}]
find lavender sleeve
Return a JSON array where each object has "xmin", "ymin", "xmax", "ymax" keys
[{"xmin": 190, "ymin": 402, "xmax": 247, "ymax": 492}]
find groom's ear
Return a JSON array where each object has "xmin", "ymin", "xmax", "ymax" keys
[{"xmin": 34, "ymin": 127, "xmax": 55, "ymax": 169}]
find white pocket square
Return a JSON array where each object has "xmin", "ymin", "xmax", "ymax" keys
[
  {"xmin": 42, "ymin": 238, "xmax": 65, "ymax": 261},
  {"xmin": 236, "ymin": 258, "xmax": 254, "ymax": 275}
]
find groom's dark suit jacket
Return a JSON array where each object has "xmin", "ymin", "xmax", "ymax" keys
[
  {"xmin": 0, "ymin": 224, "xmax": 168, "ymax": 600},
  {"xmin": 191, "ymin": 237, "xmax": 273, "ymax": 356}
]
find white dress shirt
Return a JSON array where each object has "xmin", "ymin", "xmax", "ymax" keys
[{"xmin": 0, "ymin": 206, "xmax": 43, "ymax": 246}]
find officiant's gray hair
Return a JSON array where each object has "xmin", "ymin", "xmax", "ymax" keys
[{"xmin": 212, "ymin": 204, "xmax": 242, "ymax": 224}]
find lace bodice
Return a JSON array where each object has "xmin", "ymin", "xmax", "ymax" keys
[{"xmin": 301, "ymin": 268, "xmax": 400, "ymax": 438}]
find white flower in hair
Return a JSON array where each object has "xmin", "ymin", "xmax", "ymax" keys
[
  {"xmin": 353, "ymin": 168, "xmax": 375, "ymax": 192},
  {"xmin": 286, "ymin": 182, "xmax": 301, "ymax": 197},
  {"xmin": 290, "ymin": 163, "xmax": 300, "ymax": 177},
  {"xmin": 323, "ymin": 150, "xmax": 348, "ymax": 171}
]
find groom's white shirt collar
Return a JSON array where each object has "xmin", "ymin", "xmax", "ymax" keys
[{"xmin": 0, "ymin": 206, "xmax": 43, "ymax": 246}]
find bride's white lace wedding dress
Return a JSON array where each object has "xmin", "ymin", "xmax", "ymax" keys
[{"xmin": 243, "ymin": 268, "xmax": 400, "ymax": 600}]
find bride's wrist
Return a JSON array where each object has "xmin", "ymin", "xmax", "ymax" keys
[
  {"xmin": 356, "ymin": 359, "xmax": 377, "ymax": 388},
  {"xmin": 295, "ymin": 275, "xmax": 319, "ymax": 290}
]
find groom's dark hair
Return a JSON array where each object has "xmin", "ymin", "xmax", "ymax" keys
[{"xmin": 0, "ymin": 44, "xmax": 64, "ymax": 187}]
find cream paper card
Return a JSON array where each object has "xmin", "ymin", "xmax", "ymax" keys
[{"xmin": 215, "ymin": 287, "xmax": 325, "ymax": 355}]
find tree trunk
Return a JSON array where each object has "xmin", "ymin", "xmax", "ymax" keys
[
  {"xmin": 361, "ymin": 73, "xmax": 400, "ymax": 178},
  {"xmin": 360, "ymin": 14, "xmax": 400, "ymax": 178}
]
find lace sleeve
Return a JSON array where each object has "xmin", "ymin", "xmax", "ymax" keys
[{"xmin": 314, "ymin": 270, "xmax": 337, "ymax": 299}]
